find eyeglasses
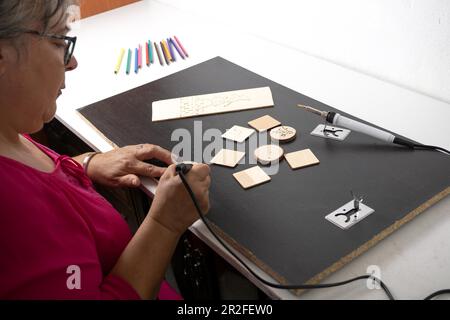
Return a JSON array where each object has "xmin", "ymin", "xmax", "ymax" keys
[{"xmin": 23, "ymin": 30, "xmax": 77, "ymax": 65}]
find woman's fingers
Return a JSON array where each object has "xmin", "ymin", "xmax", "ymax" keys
[
  {"xmin": 189, "ymin": 163, "xmax": 210, "ymax": 181},
  {"xmin": 117, "ymin": 174, "xmax": 141, "ymax": 187},
  {"xmin": 134, "ymin": 144, "xmax": 174, "ymax": 165},
  {"xmin": 130, "ymin": 161, "xmax": 166, "ymax": 178}
]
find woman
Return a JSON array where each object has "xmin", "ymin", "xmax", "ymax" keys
[{"xmin": 0, "ymin": 0, "xmax": 211, "ymax": 299}]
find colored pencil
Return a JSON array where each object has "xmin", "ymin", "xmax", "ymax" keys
[
  {"xmin": 161, "ymin": 40, "xmax": 172, "ymax": 63},
  {"xmin": 148, "ymin": 40, "xmax": 154, "ymax": 63},
  {"xmin": 174, "ymin": 35, "xmax": 188, "ymax": 57},
  {"xmin": 160, "ymin": 40, "xmax": 170, "ymax": 65},
  {"xmin": 114, "ymin": 48, "xmax": 125, "ymax": 74},
  {"xmin": 138, "ymin": 44, "xmax": 142, "ymax": 68},
  {"xmin": 126, "ymin": 48, "xmax": 132, "ymax": 74},
  {"xmin": 167, "ymin": 38, "xmax": 176, "ymax": 62},
  {"xmin": 134, "ymin": 48, "xmax": 139, "ymax": 73},
  {"xmin": 145, "ymin": 42, "xmax": 150, "ymax": 66},
  {"xmin": 154, "ymin": 42, "xmax": 163, "ymax": 66},
  {"xmin": 169, "ymin": 37, "xmax": 185, "ymax": 59}
]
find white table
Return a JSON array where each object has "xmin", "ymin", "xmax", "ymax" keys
[{"xmin": 57, "ymin": 0, "xmax": 450, "ymax": 299}]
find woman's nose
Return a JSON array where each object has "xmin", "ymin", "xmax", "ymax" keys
[{"xmin": 65, "ymin": 56, "xmax": 78, "ymax": 71}]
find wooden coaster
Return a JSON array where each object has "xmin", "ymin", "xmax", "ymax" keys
[
  {"xmin": 233, "ymin": 166, "xmax": 271, "ymax": 189},
  {"xmin": 270, "ymin": 126, "xmax": 297, "ymax": 142},
  {"xmin": 210, "ymin": 149, "xmax": 245, "ymax": 167},
  {"xmin": 254, "ymin": 144, "xmax": 284, "ymax": 165},
  {"xmin": 222, "ymin": 125, "xmax": 256, "ymax": 143},
  {"xmin": 248, "ymin": 115, "xmax": 281, "ymax": 132},
  {"xmin": 284, "ymin": 148, "xmax": 320, "ymax": 169}
]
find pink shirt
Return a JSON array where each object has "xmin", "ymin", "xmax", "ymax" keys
[{"xmin": 0, "ymin": 136, "xmax": 179, "ymax": 299}]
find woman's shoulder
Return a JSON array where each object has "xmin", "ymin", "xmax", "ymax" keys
[{"xmin": 0, "ymin": 146, "xmax": 59, "ymax": 213}]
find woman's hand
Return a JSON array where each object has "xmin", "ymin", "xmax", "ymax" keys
[
  {"xmin": 85, "ymin": 144, "xmax": 174, "ymax": 187},
  {"xmin": 110, "ymin": 163, "xmax": 211, "ymax": 299},
  {"xmin": 149, "ymin": 163, "xmax": 211, "ymax": 236}
]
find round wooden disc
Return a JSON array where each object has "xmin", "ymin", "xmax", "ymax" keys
[
  {"xmin": 270, "ymin": 126, "xmax": 297, "ymax": 142},
  {"xmin": 254, "ymin": 145, "xmax": 284, "ymax": 165}
]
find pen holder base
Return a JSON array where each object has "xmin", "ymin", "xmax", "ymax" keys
[
  {"xmin": 325, "ymin": 200, "xmax": 375, "ymax": 230},
  {"xmin": 311, "ymin": 124, "xmax": 351, "ymax": 141}
]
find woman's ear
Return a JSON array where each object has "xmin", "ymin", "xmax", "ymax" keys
[
  {"xmin": 0, "ymin": 44, "xmax": 5, "ymax": 76},
  {"xmin": 0, "ymin": 42, "xmax": 16, "ymax": 76},
  {"xmin": 0, "ymin": 43, "xmax": 9, "ymax": 76}
]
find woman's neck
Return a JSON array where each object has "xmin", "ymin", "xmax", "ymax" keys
[
  {"xmin": 0, "ymin": 127, "xmax": 55, "ymax": 173},
  {"xmin": 0, "ymin": 126, "xmax": 22, "ymax": 150}
]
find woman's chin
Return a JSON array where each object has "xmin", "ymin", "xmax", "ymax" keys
[
  {"xmin": 44, "ymin": 115, "xmax": 55, "ymax": 124},
  {"xmin": 43, "ymin": 105, "xmax": 57, "ymax": 124},
  {"xmin": 27, "ymin": 122, "xmax": 46, "ymax": 135}
]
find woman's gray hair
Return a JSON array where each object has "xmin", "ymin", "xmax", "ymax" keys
[{"xmin": 0, "ymin": 0, "xmax": 72, "ymax": 40}]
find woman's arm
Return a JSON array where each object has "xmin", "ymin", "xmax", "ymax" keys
[
  {"xmin": 110, "ymin": 163, "xmax": 211, "ymax": 299},
  {"xmin": 110, "ymin": 212, "xmax": 180, "ymax": 299},
  {"xmin": 72, "ymin": 144, "xmax": 173, "ymax": 187}
]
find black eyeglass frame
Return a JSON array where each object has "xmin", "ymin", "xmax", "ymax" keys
[{"xmin": 22, "ymin": 30, "xmax": 77, "ymax": 65}]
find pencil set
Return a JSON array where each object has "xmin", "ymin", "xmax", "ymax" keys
[{"xmin": 114, "ymin": 36, "xmax": 189, "ymax": 75}]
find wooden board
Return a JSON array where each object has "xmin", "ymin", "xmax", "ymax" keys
[
  {"xmin": 285, "ymin": 148, "xmax": 320, "ymax": 169},
  {"xmin": 221, "ymin": 125, "xmax": 256, "ymax": 143},
  {"xmin": 233, "ymin": 166, "xmax": 271, "ymax": 189},
  {"xmin": 79, "ymin": 57, "xmax": 450, "ymax": 296},
  {"xmin": 210, "ymin": 149, "xmax": 245, "ymax": 168},
  {"xmin": 152, "ymin": 87, "xmax": 274, "ymax": 122},
  {"xmin": 248, "ymin": 114, "xmax": 281, "ymax": 132}
]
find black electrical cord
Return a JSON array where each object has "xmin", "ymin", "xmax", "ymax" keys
[
  {"xmin": 424, "ymin": 289, "xmax": 450, "ymax": 300},
  {"xmin": 393, "ymin": 138, "xmax": 450, "ymax": 155},
  {"xmin": 411, "ymin": 143, "xmax": 450, "ymax": 155},
  {"xmin": 176, "ymin": 163, "xmax": 395, "ymax": 300}
]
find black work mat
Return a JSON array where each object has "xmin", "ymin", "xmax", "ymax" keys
[{"xmin": 79, "ymin": 57, "xmax": 449, "ymax": 293}]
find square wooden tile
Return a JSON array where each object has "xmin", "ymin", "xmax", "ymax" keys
[
  {"xmin": 210, "ymin": 149, "xmax": 245, "ymax": 167},
  {"xmin": 221, "ymin": 125, "xmax": 255, "ymax": 143},
  {"xmin": 248, "ymin": 115, "xmax": 281, "ymax": 132},
  {"xmin": 284, "ymin": 148, "xmax": 320, "ymax": 169},
  {"xmin": 233, "ymin": 166, "xmax": 271, "ymax": 189}
]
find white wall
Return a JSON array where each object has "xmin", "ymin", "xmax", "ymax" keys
[{"xmin": 158, "ymin": 0, "xmax": 450, "ymax": 103}]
